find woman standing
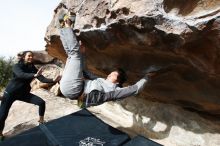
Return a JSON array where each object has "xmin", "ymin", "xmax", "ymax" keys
[{"xmin": 0, "ymin": 51, "xmax": 60, "ymax": 140}]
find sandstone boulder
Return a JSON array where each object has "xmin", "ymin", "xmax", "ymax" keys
[
  {"xmin": 45, "ymin": 0, "xmax": 220, "ymax": 116},
  {"xmin": 30, "ymin": 64, "xmax": 62, "ymax": 95}
]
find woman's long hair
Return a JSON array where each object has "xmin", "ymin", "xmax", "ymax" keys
[{"xmin": 17, "ymin": 51, "xmax": 33, "ymax": 63}]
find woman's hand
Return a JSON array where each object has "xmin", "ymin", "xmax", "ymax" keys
[
  {"xmin": 34, "ymin": 68, "xmax": 43, "ymax": 77},
  {"xmin": 53, "ymin": 75, "xmax": 62, "ymax": 82}
]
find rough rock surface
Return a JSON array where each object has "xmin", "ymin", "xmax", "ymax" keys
[
  {"xmin": 45, "ymin": 0, "xmax": 220, "ymax": 116},
  {"xmin": 32, "ymin": 51, "xmax": 55, "ymax": 64},
  {"xmin": 30, "ymin": 64, "xmax": 62, "ymax": 95}
]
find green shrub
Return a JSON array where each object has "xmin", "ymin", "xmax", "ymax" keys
[{"xmin": 0, "ymin": 57, "xmax": 14, "ymax": 91}]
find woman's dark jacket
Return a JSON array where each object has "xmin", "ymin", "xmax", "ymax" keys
[{"xmin": 5, "ymin": 61, "xmax": 55, "ymax": 96}]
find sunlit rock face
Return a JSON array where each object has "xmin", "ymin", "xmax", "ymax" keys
[
  {"xmin": 45, "ymin": 0, "xmax": 220, "ymax": 115},
  {"xmin": 32, "ymin": 51, "xmax": 55, "ymax": 64}
]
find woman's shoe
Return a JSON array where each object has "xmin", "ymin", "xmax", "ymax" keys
[
  {"xmin": 0, "ymin": 135, "xmax": 5, "ymax": 142},
  {"xmin": 38, "ymin": 119, "xmax": 46, "ymax": 125}
]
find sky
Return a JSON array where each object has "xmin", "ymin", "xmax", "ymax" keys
[{"xmin": 0, "ymin": 0, "xmax": 61, "ymax": 57}]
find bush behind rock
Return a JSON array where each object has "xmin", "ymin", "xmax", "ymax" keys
[{"xmin": 0, "ymin": 57, "xmax": 14, "ymax": 91}]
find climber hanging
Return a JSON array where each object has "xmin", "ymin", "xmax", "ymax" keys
[{"xmin": 58, "ymin": 12, "xmax": 160, "ymax": 108}]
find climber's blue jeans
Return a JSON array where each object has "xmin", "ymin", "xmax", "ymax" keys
[{"xmin": 59, "ymin": 27, "xmax": 84, "ymax": 99}]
